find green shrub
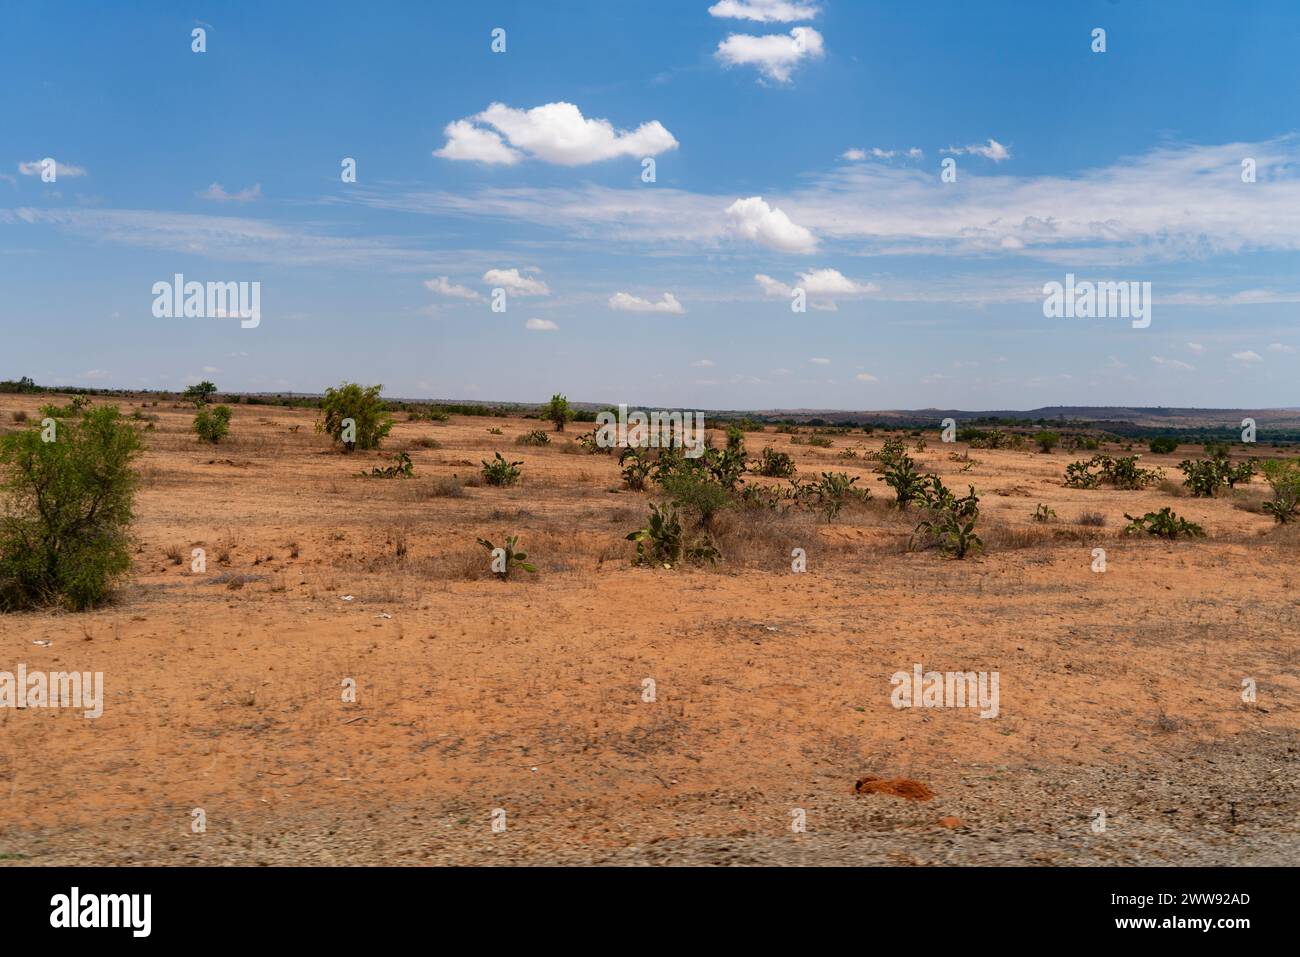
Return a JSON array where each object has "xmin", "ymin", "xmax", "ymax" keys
[
  {"xmin": 626, "ymin": 503, "xmax": 718, "ymax": 568},
  {"xmin": 1260, "ymin": 459, "xmax": 1300, "ymax": 523},
  {"xmin": 575, "ymin": 430, "xmax": 611, "ymax": 454},
  {"xmin": 619, "ymin": 447, "xmax": 652, "ymax": 491},
  {"xmin": 959, "ymin": 428, "xmax": 1022, "ymax": 450},
  {"xmin": 704, "ymin": 446, "xmax": 748, "ymax": 491},
  {"xmin": 911, "ymin": 477, "xmax": 982, "ymax": 558},
  {"xmin": 542, "ymin": 394, "xmax": 573, "ymax": 432},
  {"xmin": 317, "ymin": 382, "xmax": 394, "ymax": 452},
  {"xmin": 515, "ymin": 430, "xmax": 551, "ymax": 447},
  {"xmin": 659, "ymin": 469, "xmax": 731, "ymax": 530},
  {"xmin": 1064, "ymin": 454, "xmax": 1162, "ymax": 490},
  {"xmin": 1124, "ymin": 507, "xmax": 1204, "ymax": 539},
  {"xmin": 880, "ymin": 453, "xmax": 925, "ymax": 507},
  {"xmin": 912, "ymin": 510, "xmax": 982, "ymax": 558},
  {"xmin": 481, "ymin": 452, "xmax": 522, "ymax": 487},
  {"xmin": 0, "ymin": 406, "xmax": 142, "ymax": 611},
  {"xmin": 754, "ymin": 447, "xmax": 796, "ymax": 478},
  {"xmin": 368, "ymin": 451, "xmax": 414, "ymax": 478},
  {"xmin": 1179, "ymin": 455, "xmax": 1254, "ymax": 497},
  {"xmin": 183, "ymin": 381, "xmax": 218, "ymax": 407},
  {"xmin": 872, "ymin": 437, "xmax": 908, "ymax": 472},
  {"xmin": 193, "ymin": 404, "xmax": 232, "ymax": 443},
  {"xmin": 476, "ymin": 535, "xmax": 536, "ymax": 579},
  {"xmin": 808, "ymin": 471, "xmax": 866, "ymax": 522},
  {"xmin": 1033, "ymin": 430, "xmax": 1060, "ymax": 453},
  {"xmin": 1149, "ymin": 437, "xmax": 1179, "ymax": 454}
]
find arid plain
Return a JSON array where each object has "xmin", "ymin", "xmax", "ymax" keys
[{"xmin": 1, "ymin": 395, "xmax": 1296, "ymax": 866}]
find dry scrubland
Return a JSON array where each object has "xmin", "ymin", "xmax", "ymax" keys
[{"xmin": 0, "ymin": 395, "xmax": 1296, "ymax": 866}]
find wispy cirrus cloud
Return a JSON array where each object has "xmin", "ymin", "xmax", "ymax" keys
[
  {"xmin": 424, "ymin": 276, "xmax": 482, "ymax": 300},
  {"xmin": 608, "ymin": 291, "xmax": 684, "ymax": 314},
  {"xmin": 199, "ymin": 182, "xmax": 262, "ymax": 203},
  {"xmin": 941, "ymin": 139, "xmax": 1012, "ymax": 162},
  {"xmin": 708, "ymin": 0, "xmax": 819, "ymax": 22},
  {"xmin": 345, "ymin": 139, "xmax": 1300, "ymax": 268},
  {"xmin": 18, "ymin": 159, "xmax": 87, "ymax": 178}
]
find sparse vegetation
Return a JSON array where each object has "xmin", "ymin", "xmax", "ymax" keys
[
  {"xmin": 626, "ymin": 502, "xmax": 718, "ymax": 568},
  {"xmin": 1124, "ymin": 507, "xmax": 1205, "ymax": 539},
  {"xmin": 1260, "ymin": 459, "xmax": 1300, "ymax": 523},
  {"xmin": 183, "ymin": 381, "xmax": 218, "ymax": 407},
  {"xmin": 317, "ymin": 382, "xmax": 394, "ymax": 452},
  {"xmin": 368, "ymin": 451, "xmax": 414, "ymax": 478},
  {"xmin": 193, "ymin": 404, "xmax": 233, "ymax": 443},
  {"xmin": 542, "ymin": 394, "xmax": 573, "ymax": 432},
  {"xmin": 1033, "ymin": 430, "xmax": 1060, "ymax": 453},
  {"xmin": 754, "ymin": 447, "xmax": 796, "ymax": 478},
  {"xmin": 476, "ymin": 534, "xmax": 537, "ymax": 579},
  {"xmin": 619, "ymin": 447, "xmax": 652, "ymax": 491},
  {"xmin": 911, "ymin": 477, "xmax": 982, "ymax": 558},
  {"xmin": 0, "ymin": 405, "xmax": 143, "ymax": 611},
  {"xmin": 516, "ymin": 429, "xmax": 551, "ymax": 447},
  {"xmin": 1179, "ymin": 453, "xmax": 1254, "ymax": 497},
  {"xmin": 1064, "ymin": 454, "xmax": 1163, "ymax": 490},
  {"xmin": 880, "ymin": 452, "xmax": 926, "ymax": 507},
  {"xmin": 481, "ymin": 452, "xmax": 522, "ymax": 487}
]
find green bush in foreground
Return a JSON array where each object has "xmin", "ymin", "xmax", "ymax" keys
[
  {"xmin": 317, "ymin": 382, "xmax": 394, "ymax": 452},
  {"xmin": 1124, "ymin": 507, "xmax": 1205, "ymax": 539},
  {"xmin": 0, "ymin": 405, "xmax": 143, "ymax": 611},
  {"xmin": 481, "ymin": 452, "xmax": 522, "ymax": 487},
  {"xmin": 1261, "ymin": 459, "xmax": 1300, "ymax": 523},
  {"xmin": 193, "ymin": 404, "xmax": 232, "ymax": 443}
]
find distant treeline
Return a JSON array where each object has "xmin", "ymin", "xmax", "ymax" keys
[{"xmin": 3, "ymin": 378, "xmax": 1294, "ymax": 443}]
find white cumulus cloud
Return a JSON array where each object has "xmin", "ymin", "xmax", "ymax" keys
[
  {"xmin": 941, "ymin": 139, "xmax": 1012, "ymax": 162},
  {"xmin": 424, "ymin": 276, "xmax": 482, "ymax": 300},
  {"xmin": 525, "ymin": 318, "xmax": 558, "ymax": 331},
  {"xmin": 433, "ymin": 120, "xmax": 522, "ymax": 165},
  {"xmin": 755, "ymin": 268, "xmax": 877, "ymax": 302},
  {"xmin": 435, "ymin": 102, "xmax": 678, "ymax": 166},
  {"xmin": 608, "ymin": 291, "xmax": 684, "ymax": 314},
  {"xmin": 726, "ymin": 196, "xmax": 817, "ymax": 253},
  {"xmin": 483, "ymin": 268, "xmax": 549, "ymax": 296},
  {"xmin": 797, "ymin": 267, "xmax": 878, "ymax": 296},
  {"xmin": 715, "ymin": 26, "xmax": 824, "ymax": 83}
]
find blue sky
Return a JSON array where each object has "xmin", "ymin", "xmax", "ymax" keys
[{"xmin": 2, "ymin": 0, "xmax": 1299, "ymax": 410}]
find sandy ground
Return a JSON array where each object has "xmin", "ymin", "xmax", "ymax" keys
[{"xmin": 0, "ymin": 397, "xmax": 1296, "ymax": 866}]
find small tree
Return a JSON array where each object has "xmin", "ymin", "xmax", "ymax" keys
[
  {"xmin": 1033, "ymin": 430, "xmax": 1060, "ymax": 453},
  {"xmin": 1260, "ymin": 459, "xmax": 1300, "ymax": 523},
  {"xmin": 0, "ymin": 406, "xmax": 143, "ymax": 611},
  {"xmin": 184, "ymin": 381, "xmax": 218, "ymax": 407},
  {"xmin": 542, "ymin": 394, "xmax": 573, "ymax": 432},
  {"xmin": 317, "ymin": 382, "xmax": 394, "ymax": 452},
  {"xmin": 193, "ymin": 405, "xmax": 232, "ymax": 443}
]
